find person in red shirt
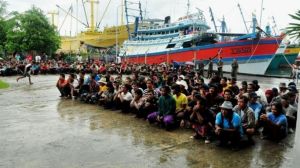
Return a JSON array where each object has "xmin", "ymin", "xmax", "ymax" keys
[
  {"xmin": 26, "ymin": 55, "xmax": 33, "ymax": 62},
  {"xmin": 56, "ymin": 73, "xmax": 67, "ymax": 97}
]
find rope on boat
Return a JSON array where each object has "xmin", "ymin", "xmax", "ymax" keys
[
  {"xmin": 245, "ymin": 36, "xmax": 262, "ymax": 64},
  {"xmin": 274, "ymin": 37, "xmax": 293, "ymax": 68}
]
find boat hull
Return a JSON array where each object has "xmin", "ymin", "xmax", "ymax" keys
[
  {"xmin": 268, "ymin": 47, "xmax": 300, "ymax": 70},
  {"xmin": 122, "ymin": 38, "xmax": 282, "ymax": 75},
  {"xmin": 59, "ymin": 25, "xmax": 134, "ymax": 53}
]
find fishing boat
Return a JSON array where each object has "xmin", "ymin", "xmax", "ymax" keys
[
  {"xmin": 57, "ymin": 0, "xmax": 137, "ymax": 53},
  {"xmin": 119, "ymin": 8, "xmax": 284, "ymax": 75},
  {"xmin": 59, "ymin": 24, "xmax": 134, "ymax": 53}
]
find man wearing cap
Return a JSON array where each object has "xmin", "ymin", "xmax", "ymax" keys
[
  {"xmin": 233, "ymin": 96, "xmax": 256, "ymax": 144},
  {"xmin": 215, "ymin": 101, "xmax": 243, "ymax": 148}
]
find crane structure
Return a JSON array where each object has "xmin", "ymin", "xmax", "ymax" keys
[
  {"xmin": 237, "ymin": 3, "xmax": 249, "ymax": 33},
  {"xmin": 209, "ymin": 7, "xmax": 218, "ymax": 32}
]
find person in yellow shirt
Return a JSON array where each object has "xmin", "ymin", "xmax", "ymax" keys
[
  {"xmin": 172, "ymin": 84, "xmax": 188, "ymax": 127},
  {"xmin": 98, "ymin": 78, "xmax": 108, "ymax": 101}
]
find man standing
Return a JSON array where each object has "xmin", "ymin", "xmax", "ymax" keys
[
  {"xmin": 207, "ymin": 57, "xmax": 213, "ymax": 79},
  {"xmin": 35, "ymin": 54, "xmax": 41, "ymax": 63},
  {"xmin": 198, "ymin": 59, "xmax": 205, "ymax": 77},
  {"xmin": 217, "ymin": 57, "xmax": 223, "ymax": 77},
  {"xmin": 231, "ymin": 59, "xmax": 239, "ymax": 78}
]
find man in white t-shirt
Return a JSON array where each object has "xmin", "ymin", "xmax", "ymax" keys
[
  {"xmin": 116, "ymin": 84, "xmax": 133, "ymax": 113},
  {"xmin": 35, "ymin": 55, "xmax": 41, "ymax": 63}
]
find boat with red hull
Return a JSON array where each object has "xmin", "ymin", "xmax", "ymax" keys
[{"xmin": 119, "ymin": 11, "xmax": 283, "ymax": 75}]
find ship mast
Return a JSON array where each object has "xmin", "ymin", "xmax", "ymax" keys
[
  {"xmin": 237, "ymin": 3, "xmax": 249, "ymax": 33},
  {"xmin": 87, "ymin": 0, "xmax": 99, "ymax": 32},
  {"xmin": 187, "ymin": 0, "xmax": 190, "ymax": 16},
  {"xmin": 121, "ymin": 0, "xmax": 124, "ymax": 25}
]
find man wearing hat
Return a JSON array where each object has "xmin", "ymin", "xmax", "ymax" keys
[
  {"xmin": 215, "ymin": 101, "xmax": 243, "ymax": 147},
  {"xmin": 97, "ymin": 78, "xmax": 108, "ymax": 101},
  {"xmin": 176, "ymin": 75, "xmax": 188, "ymax": 90}
]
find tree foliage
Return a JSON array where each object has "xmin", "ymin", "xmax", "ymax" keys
[
  {"xmin": 5, "ymin": 7, "xmax": 60, "ymax": 54},
  {"xmin": 0, "ymin": 1, "xmax": 7, "ymax": 54},
  {"xmin": 286, "ymin": 10, "xmax": 300, "ymax": 40}
]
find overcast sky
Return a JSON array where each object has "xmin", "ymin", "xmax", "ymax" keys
[{"xmin": 5, "ymin": 0, "xmax": 300, "ymax": 38}]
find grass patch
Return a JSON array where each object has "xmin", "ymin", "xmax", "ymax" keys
[{"xmin": 0, "ymin": 80, "xmax": 9, "ymax": 89}]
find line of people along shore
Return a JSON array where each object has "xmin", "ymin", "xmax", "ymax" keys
[{"xmin": 55, "ymin": 60, "xmax": 298, "ymax": 150}]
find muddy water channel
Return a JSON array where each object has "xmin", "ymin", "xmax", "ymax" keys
[{"xmin": 0, "ymin": 75, "xmax": 296, "ymax": 168}]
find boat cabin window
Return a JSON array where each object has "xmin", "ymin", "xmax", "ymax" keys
[
  {"xmin": 166, "ymin": 43, "xmax": 176, "ymax": 48},
  {"xmin": 182, "ymin": 41, "xmax": 192, "ymax": 48}
]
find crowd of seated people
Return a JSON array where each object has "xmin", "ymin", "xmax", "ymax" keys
[{"xmin": 55, "ymin": 62, "xmax": 298, "ymax": 150}]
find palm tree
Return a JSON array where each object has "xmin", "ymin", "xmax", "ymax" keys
[{"xmin": 286, "ymin": 10, "xmax": 300, "ymax": 40}]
